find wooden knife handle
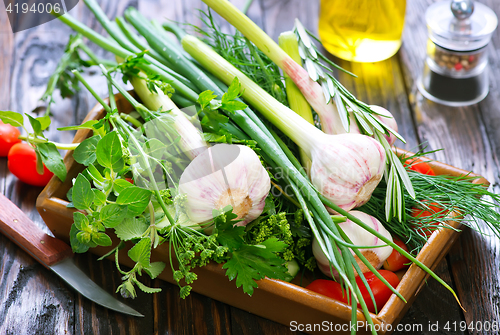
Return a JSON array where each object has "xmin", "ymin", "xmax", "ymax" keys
[{"xmin": 0, "ymin": 193, "xmax": 73, "ymax": 267}]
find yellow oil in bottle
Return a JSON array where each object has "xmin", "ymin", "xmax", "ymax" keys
[{"xmin": 318, "ymin": 0, "xmax": 406, "ymax": 63}]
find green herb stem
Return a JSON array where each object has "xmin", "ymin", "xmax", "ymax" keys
[{"xmin": 18, "ymin": 135, "xmax": 79, "ymax": 150}]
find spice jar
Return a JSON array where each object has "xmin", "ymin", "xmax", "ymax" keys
[{"xmin": 417, "ymin": 0, "xmax": 497, "ymax": 106}]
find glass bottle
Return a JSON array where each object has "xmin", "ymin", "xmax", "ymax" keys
[
  {"xmin": 318, "ymin": 0, "xmax": 406, "ymax": 63},
  {"xmin": 417, "ymin": 0, "xmax": 498, "ymax": 106}
]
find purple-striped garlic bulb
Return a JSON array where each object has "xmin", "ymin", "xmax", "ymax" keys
[
  {"xmin": 307, "ymin": 133, "xmax": 386, "ymax": 211},
  {"xmin": 313, "ymin": 211, "xmax": 393, "ymax": 278},
  {"xmin": 178, "ymin": 143, "xmax": 270, "ymax": 230}
]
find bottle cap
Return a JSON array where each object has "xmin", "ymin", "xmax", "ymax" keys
[{"xmin": 426, "ymin": 0, "xmax": 497, "ymax": 51}]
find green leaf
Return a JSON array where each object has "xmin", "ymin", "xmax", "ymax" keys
[
  {"xmin": 86, "ymin": 164, "xmax": 105, "ymax": 185},
  {"xmin": 116, "ymin": 186, "xmax": 152, "ymax": 216},
  {"xmin": 100, "ymin": 204, "xmax": 127, "ymax": 228},
  {"xmin": 36, "ymin": 142, "xmax": 67, "ymax": 181},
  {"xmin": 37, "ymin": 115, "xmax": 51, "ymax": 131},
  {"xmin": 222, "ymin": 77, "xmax": 241, "ymax": 102},
  {"xmin": 221, "ymin": 100, "xmax": 247, "ymax": 112},
  {"xmin": 144, "ymin": 262, "xmax": 166, "ymax": 279},
  {"xmin": 96, "ymin": 131, "xmax": 124, "ymax": 172},
  {"xmin": 222, "ymin": 238, "xmax": 288, "ymax": 296},
  {"xmin": 58, "ymin": 120, "xmax": 99, "ymax": 131},
  {"xmin": 27, "ymin": 114, "xmax": 43, "ymax": 137},
  {"xmin": 128, "ymin": 237, "xmax": 151, "ymax": 269},
  {"xmin": 92, "ymin": 232, "xmax": 112, "ymax": 247},
  {"xmin": 197, "ymin": 90, "xmax": 217, "ymax": 109},
  {"xmin": 113, "ymin": 178, "xmax": 133, "ymax": 195},
  {"xmin": 0, "ymin": 111, "xmax": 23, "ymax": 127},
  {"xmin": 132, "ymin": 278, "xmax": 161, "ymax": 294},
  {"xmin": 69, "ymin": 224, "xmax": 90, "ymax": 253},
  {"xmin": 73, "ymin": 211, "xmax": 88, "ymax": 230},
  {"xmin": 74, "ymin": 135, "xmax": 101, "ymax": 166},
  {"xmin": 214, "ymin": 208, "xmax": 245, "ymax": 250},
  {"xmin": 114, "ymin": 217, "xmax": 149, "ymax": 241},
  {"xmin": 92, "ymin": 189, "xmax": 106, "ymax": 207},
  {"xmin": 72, "ymin": 174, "xmax": 94, "ymax": 210}
]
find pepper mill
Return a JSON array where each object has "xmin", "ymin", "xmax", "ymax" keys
[{"xmin": 417, "ymin": 0, "xmax": 497, "ymax": 106}]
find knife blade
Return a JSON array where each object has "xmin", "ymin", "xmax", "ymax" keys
[{"xmin": 0, "ymin": 193, "xmax": 143, "ymax": 317}]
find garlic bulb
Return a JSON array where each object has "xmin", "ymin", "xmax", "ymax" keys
[
  {"xmin": 178, "ymin": 143, "xmax": 270, "ymax": 230},
  {"xmin": 308, "ymin": 133, "xmax": 386, "ymax": 211},
  {"xmin": 313, "ymin": 211, "xmax": 393, "ymax": 278}
]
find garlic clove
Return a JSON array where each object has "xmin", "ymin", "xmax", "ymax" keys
[
  {"xmin": 313, "ymin": 211, "xmax": 393, "ymax": 278},
  {"xmin": 178, "ymin": 143, "xmax": 270, "ymax": 231},
  {"xmin": 309, "ymin": 133, "xmax": 386, "ymax": 211}
]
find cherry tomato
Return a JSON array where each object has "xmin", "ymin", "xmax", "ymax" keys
[
  {"xmin": 357, "ymin": 270, "xmax": 400, "ymax": 313},
  {"xmin": 125, "ymin": 177, "xmax": 134, "ymax": 184},
  {"xmin": 306, "ymin": 279, "xmax": 348, "ymax": 304},
  {"xmin": 306, "ymin": 270, "xmax": 400, "ymax": 313},
  {"xmin": 405, "ymin": 159, "xmax": 435, "ymax": 176},
  {"xmin": 383, "ymin": 238, "xmax": 410, "ymax": 271},
  {"xmin": 0, "ymin": 121, "xmax": 21, "ymax": 157},
  {"xmin": 410, "ymin": 202, "xmax": 448, "ymax": 236},
  {"xmin": 8, "ymin": 143, "xmax": 53, "ymax": 187}
]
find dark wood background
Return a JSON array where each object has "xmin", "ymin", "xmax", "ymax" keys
[{"xmin": 1, "ymin": 0, "xmax": 499, "ymax": 334}]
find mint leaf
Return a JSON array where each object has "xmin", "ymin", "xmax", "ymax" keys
[
  {"xmin": 93, "ymin": 232, "xmax": 112, "ymax": 246},
  {"xmin": 74, "ymin": 135, "xmax": 101, "ymax": 166},
  {"xmin": 70, "ymin": 224, "xmax": 89, "ymax": 253},
  {"xmin": 116, "ymin": 186, "xmax": 152, "ymax": 216},
  {"xmin": 144, "ymin": 262, "xmax": 166, "ymax": 279},
  {"xmin": 114, "ymin": 217, "xmax": 148, "ymax": 241},
  {"xmin": 73, "ymin": 211, "xmax": 89, "ymax": 230},
  {"xmin": 72, "ymin": 174, "xmax": 93, "ymax": 210},
  {"xmin": 100, "ymin": 204, "xmax": 127, "ymax": 228},
  {"xmin": 0, "ymin": 111, "xmax": 23, "ymax": 127},
  {"xmin": 92, "ymin": 189, "xmax": 106, "ymax": 207},
  {"xmin": 96, "ymin": 131, "xmax": 124, "ymax": 172},
  {"xmin": 36, "ymin": 142, "xmax": 67, "ymax": 182},
  {"xmin": 128, "ymin": 237, "xmax": 151, "ymax": 269},
  {"xmin": 86, "ymin": 164, "xmax": 105, "ymax": 186},
  {"xmin": 113, "ymin": 178, "xmax": 133, "ymax": 195},
  {"xmin": 222, "ymin": 238, "xmax": 288, "ymax": 296},
  {"xmin": 132, "ymin": 278, "xmax": 161, "ymax": 294}
]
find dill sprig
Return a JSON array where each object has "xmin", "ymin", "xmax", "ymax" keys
[{"xmin": 361, "ymin": 152, "xmax": 500, "ymax": 253}]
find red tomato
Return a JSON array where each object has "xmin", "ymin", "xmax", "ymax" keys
[
  {"xmin": 0, "ymin": 121, "xmax": 21, "ymax": 157},
  {"xmin": 8, "ymin": 143, "xmax": 53, "ymax": 187},
  {"xmin": 306, "ymin": 279, "xmax": 348, "ymax": 304},
  {"xmin": 410, "ymin": 202, "xmax": 448, "ymax": 236},
  {"xmin": 125, "ymin": 177, "xmax": 134, "ymax": 184},
  {"xmin": 357, "ymin": 270, "xmax": 400, "ymax": 313},
  {"xmin": 405, "ymin": 159, "xmax": 435, "ymax": 176},
  {"xmin": 383, "ymin": 238, "xmax": 410, "ymax": 272},
  {"xmin": 306, "ymin": 270, "xmax": 400, "ymax": 313}
]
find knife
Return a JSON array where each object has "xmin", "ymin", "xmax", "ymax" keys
[{"xmin": 0, "ymin": 193, "xmax": 143, "ymax": 317}]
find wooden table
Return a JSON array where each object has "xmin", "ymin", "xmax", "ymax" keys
[{"xmin": 1, "ymin": 0, "xmax": 499, "ymax": 334}]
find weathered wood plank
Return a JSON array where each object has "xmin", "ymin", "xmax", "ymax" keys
[{"xmin": 399, "ymin": 1, "xmax": 500, "ymax": 333}]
